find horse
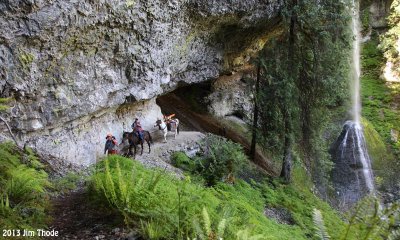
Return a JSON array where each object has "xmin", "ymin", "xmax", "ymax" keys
[
  {"xmin": 154, "ymin": 118, "xmax": 180, "ymax": 142},
  {"xmin": 122, "ymin": 131, "xmax": 152, "ymax": 156}
]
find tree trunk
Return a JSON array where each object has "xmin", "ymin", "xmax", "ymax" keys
[
  {"xmin": 280, "ymin": 0, "xmax": 297, "ymax": 182},
  {"xmin": 280, "ymin": 113, "xmax": 293, "ymax": 182},
  {"xmin": 250, "ymin": 63, "xmax": 261, "ymax": 160}
]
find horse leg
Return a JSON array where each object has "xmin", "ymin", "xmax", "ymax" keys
[
  {"xmin": 128, "ymin": 144, "xmax": 133, "ymax": 157},
  {"xmin": 133, "ymin": 144, "xmax": 137, "ymax": 158},
  {"xmin": 147, "ymin": 139, "xmax": 151, "ymax": 153},
  {"xmin": 140, "ymin": 141, "xmax": 144, "ymax": 155},
  {"xmin": 164, "ymin": 130, "xmax": 168, "ymax": 142}
]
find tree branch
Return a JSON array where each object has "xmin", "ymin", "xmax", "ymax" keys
[{"xmin": 0, "ymin": 116, "xmax": 23, "ymax": 150}]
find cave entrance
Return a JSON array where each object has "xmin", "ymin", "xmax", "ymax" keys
[
  {"xmin": 156, "ymin": 81, "xmax": 276, "ymax": 176},
  {"xmin": 156, "ymin": 81, "xmax": 213, "ymax": 132}
]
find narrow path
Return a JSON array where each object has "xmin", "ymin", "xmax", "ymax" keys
[
  {"xmin": 49, "ymin": 190, "xmax": 126, "ymax": 240},
  {"xmin": 157, "ymin": 93, "xmax": 277, "ymax": 176}
]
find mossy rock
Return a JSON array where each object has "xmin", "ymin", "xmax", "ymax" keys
[
  {"xmin": 362, "ymin": 118, "xmax": 392, "ymax": 170},
  {"xmin": 362, "ymin": 118, "xmax": 397, "ymax": 190},
  {"xmin": 18, "ymin": 51, "xmax": 34, "ymax": 69}
]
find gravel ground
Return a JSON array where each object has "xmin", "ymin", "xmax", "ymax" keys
[{"xmin": 120, "ymin": 131, "xmax": 205, "ymax": 177}]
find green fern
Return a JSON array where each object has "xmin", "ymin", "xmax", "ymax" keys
[
  {"xmin": 192, "ymin": 207, "xmax": 229, "ymax": 240},
  {"xmin": 339, "ymin": 196, "xmax": 400, "ymax": 240},
  {"xmin": 140, "ymin": 219, "xmax": 167, "ymax": 239},
  {"xmin": 6, "ymin": 165, "xmax": 50, "ymax": 204},
  {"xmin": 236, "ymin": 228, "xmax": 265, "ymax": 240},
  {"xmin": 0, "ymin": 142, "xmax": 51, "ymax": 229},
  {"xmin": 202, "ymin": 207, "xmax": 212, "ymax": 237},
  {"xmin": 388, "ymin": 229, "xmax": 400, "ymax": 240},
  {"xmin": 313, "ymin": 208, "xmax": 330, "ymax": 240},
  {"xmin": 0, "ymin": 194, "xmax": 11, "ymax": 216}
]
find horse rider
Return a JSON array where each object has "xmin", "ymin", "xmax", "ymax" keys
[
  {"xmin": 132, "ymin": 119, "xmax": 144, "ymax": 141},
  {"xmin": 104, "ymin": 133, "xmax": 118, "ymax": 155},
  {"xmin": 164, "ymin": 114, "xmax": 175, "ymax": 123},
  {"xmin": 164, "ymin": 114, "xmax": 176, "ymax": 131},
  {"xmin": 131, "ymin": 118, "xmax": 139, "ymax": 129}
]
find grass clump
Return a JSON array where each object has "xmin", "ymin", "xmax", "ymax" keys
[
  {"xmin": 0, "ymin": 142, "xmax": 51, "ymax": 229},
  {"xmin": 171, "ymin": 151, "xmax": 196, "ymax": 172}
]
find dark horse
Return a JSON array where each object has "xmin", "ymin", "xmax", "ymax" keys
[{"xmin": 122, "ymin": 131, "xmax": 152, "ymax": 156}]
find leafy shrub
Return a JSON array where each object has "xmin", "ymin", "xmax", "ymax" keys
[
  {"xmin": 196, "ymin": 134, "xmax": 248, "ymax": 186},
  {"xmin": 0, "ymin": 142, "xmax": 51, "ymax": 229}
]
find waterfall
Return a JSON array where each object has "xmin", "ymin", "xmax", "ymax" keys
[
  {"xmin": 351, "ymin": 0, "xmax": 361, "ymax": 124},
  {"xmin": 331, "ymin": 0, "xmax": 375, "ymax": 207},
  {"xmin": 350, "ymin": 0, "xmax": 375, "ymax": 193}
]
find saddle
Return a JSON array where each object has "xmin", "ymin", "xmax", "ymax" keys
[{"xmin": 167, "ymin": 121, "xmax": 177, "ymax": 131}]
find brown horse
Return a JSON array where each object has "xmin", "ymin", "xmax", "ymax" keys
[{"xmin": 122, "ymin": 131, "xmax": 152, "ymax": 156}]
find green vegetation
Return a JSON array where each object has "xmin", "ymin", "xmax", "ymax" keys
[
  {"xmin": 360, "ymin": 36, "xmax": 400, "ymax": 190},
  {"xmin": 361, "ymin": 39, "xmax": 400, "ymax": 155},
  {"xmin": 195, "ymin": 134, "xmax": 247, "ymax": 186},
  {"xmin": 89, "ymin": 147, "xmax": 355, "ymax": 240},
  {"xmin": 257, "ymin": 0, "xmax": 351, "ymax": 183},
  {"xmin": 0, "ymin": 142, "xmax": 51, "ymax": 229},
  {"xmin": 0, "ymin": 98, "xmax": 12, "ymax": 112},
  {"xmin": 171, "ymin": 135, "xmax": 248, "ymax": 186},
  {"xmin": 18, "ymin": 50, "xmax": 34, "ymax": 70},
  {"xmin": 52, "ymin": 172, "xmax": 82, "ymax": 194},
  {"xmin": 380, "ymin": 0, "xmax": 400, "ymax": 80},
  {"xmin": 313, "ymin": 196, "xmax": 400, "ymax": 240},
  {"xmin": 171, "ymin": 151, "xmax": 196, "ymax": 172}
]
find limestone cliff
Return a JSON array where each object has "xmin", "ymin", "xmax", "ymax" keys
[{"xmin": 0, "ymin": 0, "xmax": 281, "ymax": 166}]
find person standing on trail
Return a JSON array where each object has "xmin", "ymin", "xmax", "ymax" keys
[{"xmin": 104, "ymin": 133, "xmax": 118, "ymax": 155}]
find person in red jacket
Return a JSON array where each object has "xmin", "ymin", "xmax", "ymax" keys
[{"xmin": 104, "ymin": 133, "xmax": 118, "ymax": 155}]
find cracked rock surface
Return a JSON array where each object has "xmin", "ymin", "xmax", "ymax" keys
[{"xmin": 0, "ymin": 0, "xmax": 281, "ymax": 167}]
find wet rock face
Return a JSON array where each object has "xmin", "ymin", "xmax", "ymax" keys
[
  {"xmin": 331, "ymin": 121, "xmax": 375, "ymax": 209},
  {"xmin": 0, "ymin": 0, "xmax": 281, "ymax": 166}
]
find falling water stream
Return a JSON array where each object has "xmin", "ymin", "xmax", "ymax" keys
[
  {"xmin": 349, "ymin": 0, "xmax": 375, "ymax": 193},
  {"xmin": 331, "ymin": 0, "xmax": 375, "ymax": 207}
]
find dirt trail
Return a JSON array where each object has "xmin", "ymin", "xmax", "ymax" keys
[
  {"xmin": 157, "ymin": 93, "xmax": 278, "ymax": 176},
  {"xmin": 49, "ymin": 190, "xmax": 126, "ymax": 240}
]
